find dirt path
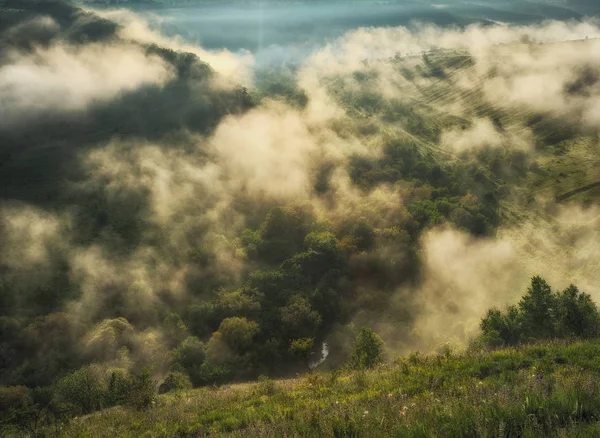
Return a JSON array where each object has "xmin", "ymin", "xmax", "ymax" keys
[{"xmin": 556, "ymin": 181, "xmax": 600, "ymax": 202}]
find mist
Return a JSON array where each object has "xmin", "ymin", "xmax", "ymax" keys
[
  {"xmin": 1, "ymin": 0, "xmax": 600, "ymax": 397},
  {"xmin": 117, "ymin": 0, "xmax": 600, "ymax": 66}
]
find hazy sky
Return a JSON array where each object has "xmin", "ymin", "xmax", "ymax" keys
[{"xmin": 136, "ymin": 0, "xmax": 597, "ymax": 65}]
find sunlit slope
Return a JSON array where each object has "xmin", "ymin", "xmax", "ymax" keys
[
  {"xmin": 323, "ymin": 41, "xmax": 600, "ymax": 207},
  {"xmin": 55, "ymin": 340, "xmax": 600, "ymax": 437}
]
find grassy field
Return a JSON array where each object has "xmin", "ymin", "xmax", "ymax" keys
[{"xmin": 46, "ymin": 340, "xmax": 600, "ymax": 437}]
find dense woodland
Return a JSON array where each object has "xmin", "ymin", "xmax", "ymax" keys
[{"xmin": 1, "ymin": 0, "xmax": 600, "ymax": 436}]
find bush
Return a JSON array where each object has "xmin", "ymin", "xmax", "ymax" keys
[
  {"xmin": 254, "ymin": 375, "xmax": 277, "ymax": 396},
  {"xmin": 158, "ymin": 372, "xmax": 192, "ymax": 394},
  {"xmin": 189, "ymin": 361, "xmax": 231, "ymax": 387},
  {"xmin": 107, "ymin": 369, "xmax": 133, "ymax": 405},
  {"xmin": 55, "ymin": 365, "xmax": 108, "ymax": 415},
  {"xmin": 0, "ymin": 386, "xmax": 34, "ymax": 430},
  {"xmin": 349, "ymin": 328, "xmax": 385, "ymax": 369},
  {"xmin": 125, "ymin": 369, "xmax": 156, "ymax": 410},
  {"xmin": 175, "ymin": 336, "xmax": 206, "ymax": 370}
]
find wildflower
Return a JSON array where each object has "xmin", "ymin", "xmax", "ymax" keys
[
  {"xmin": 363, "ymin": 410, "xmax": 369, "ymax": 417},
  {"xmin": 387, "ymin": 393, "xmax": 393, "ymax": 398}
]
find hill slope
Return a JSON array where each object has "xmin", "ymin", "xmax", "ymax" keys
[{"xmin": 54, "ymin": 340, "xmax": 600, "ymax": 437}]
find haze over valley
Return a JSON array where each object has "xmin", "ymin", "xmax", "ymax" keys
[{"xmin": 1, "ymin": 0, "xmax": 600, "ymax": 436}]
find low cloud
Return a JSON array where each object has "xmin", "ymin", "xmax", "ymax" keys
[
  {"xmin": 1, "ymin": 4, "xmax": 600, "ymax": 377},
  {"xmin": 96, "ymin": 8, "xmax": 255, "ymax": 87},
  {"xmin": 411, "ymin": 203, "xmax": 600, "ymax": 351},
  {"xmin": 0, "ymin": 41, "xmax": 173, "ymax": 126}
]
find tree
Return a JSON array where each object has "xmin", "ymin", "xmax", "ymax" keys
[
  {"xmin": 174, "ymin": 336, "xmax": 206, "ymax": 370},
  {"xmin": 289, "ymin": 338, "xmax": 314, "ymax": 370},
  {"xmin": 519, "ymin": 276, "xmax": 557, "ymax": 339},
  {"xmin": 555, "ymin": 285, "xmax": 600, "ymax": 338},
  {"xmin": 217, "ymin": 317, "xmax": 260, "ymax": 353},
  {"xmin": 480, "ymin": 305, "xmax": 522, "ymax": 346},
  {"xmin": 280, "ymin": 296, "xmax": 322, "ymax": 340},
  {"xmin": 158, "ymin": 371, "xmax": 192, "ymax": 394},
  {"xmin": 253, "ymin": 204, "xmax": 315, "ymax": 263},
  {"xmin": 55, "ymin": 365, "xmax": 108, "ymax": 415},
  {"xmin": 163, "ymin": 313, "xmax": 188, "ymax": 348},
  {"xmin": 205, "ymin": 317, "xmax": 260, "ymax": 367},
  {"xmin": 349, "ymin": 328, "xmax": 384, "ymax": 370},
  {"xmin": 478, "ymin": 277, "xmax": 600, "ymax": 348},
  {"xmin": 126, "ymin": 369, "xmax": 155, "ymax": 410}
]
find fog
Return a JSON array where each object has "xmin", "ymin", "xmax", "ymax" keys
[
  {"xmin": 131, "ymin": 0, "xmax": 599, "ymax": 66},
  {"xmin": 1, "ymin": 0, "xmax": 600, "ymax": 390}
]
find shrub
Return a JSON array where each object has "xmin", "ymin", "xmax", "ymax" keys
[
  {"xmin": 125, "ymin": 369, "xmax": 156, "ymax": 410},
  {"xmin": 289, "ymin": 337, "xmax": 314, "ymax": 369},
  {"xmin": 254, "ymin": 375, "xmax": 277, "ymax": 396},
  {"xmin": 55, "ymin": 365, "xmax": 108, "ymax": 415},
  {"xmin": 158, "ymin": 372, "xmax": 192, "ymax": 394},
  {"xmin": 108, "ymin": 369, "xmax": 133, "ymax": 405},
  {"xmin": 349, "ymin": 328, "xmax": 385, "ymax": 369},
  {"xmin": 189, "ymin": 362, "xmax": 231, "ymax": 387},
  {"xmin": 175, "ymin": 336, "xmax": 206, "ymax": 370}
]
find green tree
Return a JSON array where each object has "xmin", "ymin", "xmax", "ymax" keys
[
  {"xmin": 205, "ymin": 317, "xmax": 260, "ymax": 367},
  {"xmin": 217, "ymin": 317, "xmax": 260, "ymax": 352},
  {"xmin": 289, "ymin": 338, "xmax": 314, "ymax": 370},
  {"xmin": 280, "ymin": 296, "xmax": 322, "ymax": 340},
  {"xmin": 174, "ymin": 336, "xmax": 206, "ymax": 370},
  {"xmin": 480, "ymin": 305, "xmax": 522, "ymax": 346},
  {"xmin": 125, "ymin": 369, "xmax": 155, "ymax": 410},
  {"xmin": 107, "ymin": 369, "xmax": 132, "ymax": 406},
  {"xmin": 163, "ymin": 313, "xmax": 188, "ymax": 348},
  {"xmin": 55, "ymin": 365, "xmax": 108, "ymax": 415},
  {"xmin": 519, "ymin": 276, "xmax": 557, "ymax": 339},
  {"xmin": 158, "ymin": 371, "xmax": 192, "ymax": 394},
  {"xmin": 349, "ymin": 328, "xmax": 384, "ymax": 370},
  {"xmin": 253, "ymin": 204, "xmax": 315, "ymax": 263},
  {"xmin": 555, "ymin": 285, "xmax": 600, "ymax": 338}
]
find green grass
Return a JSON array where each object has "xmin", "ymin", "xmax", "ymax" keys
[{"xmin": 48, "ymin": 340, "xmax": 600, "ymax": 437}]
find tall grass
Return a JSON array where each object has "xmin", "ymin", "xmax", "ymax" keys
[{"xmin": 47, "ymin": 340, "xmax": 600, "ymax": 437}]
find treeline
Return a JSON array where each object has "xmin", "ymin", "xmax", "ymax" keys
[
  {"xmin": 2, "ymin": 275, "xmax": 597, "ymax": 435},
  {"xmin": 480, "ymin": 276, "xmax": 600, "ymax": 347}
]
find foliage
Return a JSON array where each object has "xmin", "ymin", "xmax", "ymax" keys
[
  {"xmin": 163, "ymin": 313, "xmax": 189, "ymax": 348},
  {"xmin": 2, "ymin": 1, "xmax": 599, "ymax": 433},
  {"xmin": 215, "ymin": 317, "xmax": 260, "ymax": 354},
  {"xmin": 289, "ymin": 338, "xmax": 314, "ymax": 368},
  {"xmin": 45, "ymin": 340, "xmax": 600, "ymax": 438},
  {"xmin": 349, "ymin": 328, "xmax": 385, "ymax": 370},
  {"xmin": 174, "ymin": 336, "xmax": 206, "ymax": 370},
  {"xmin": 159, "ymin": 371, "xmax": 192, "ymax": 394},
  {"xmin": 254, "ymin": 375, "xmax": 277, "ymax": 396},
  {"xmin": 125, "ymin": 369, "xmax": 156, "ymax": 410},
  {"xmin": 55, "ymin": 365, "xmax": 109, "ymax": 415},
  {"xmin": 480, "ymin": 276, "xmax": 600, "ymax": 347}
]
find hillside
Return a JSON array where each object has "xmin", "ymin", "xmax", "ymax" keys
[{"xmin": 46, "ymin": 340, "xmax": 600, "ymax": 437}]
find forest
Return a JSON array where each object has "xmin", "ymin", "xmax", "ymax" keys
[{"xmin": 1, "ymin": 0, "xmax": 600, "ymax": 435}]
